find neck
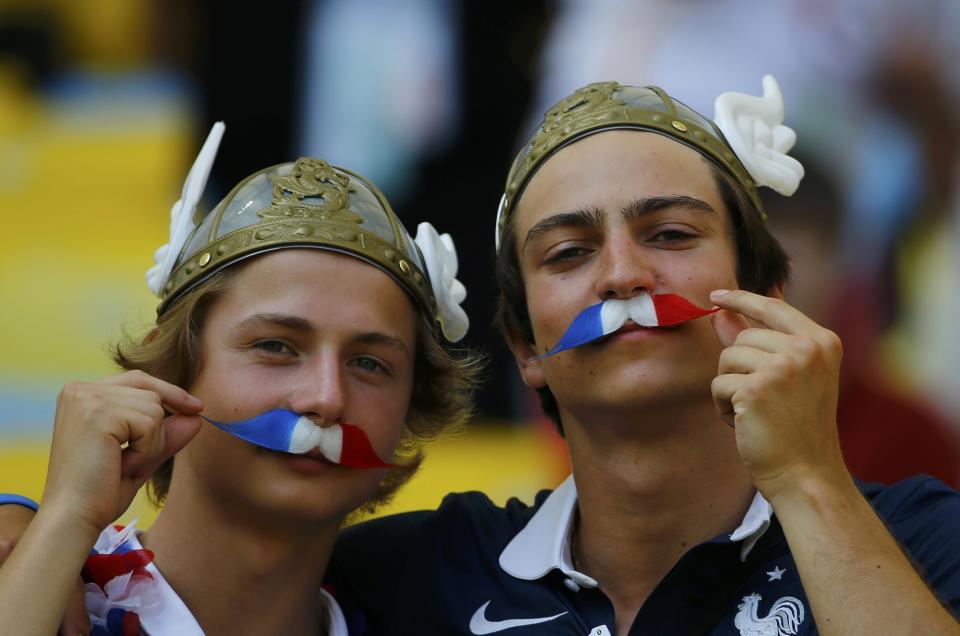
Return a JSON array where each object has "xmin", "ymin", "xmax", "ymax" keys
[
  {"xmin": 562, "ymin": 397, "xmax": 755, "ymax": 631},
  {"xmin": 142, "ymin": 482, "xmax": 340, "ymax": 635}
]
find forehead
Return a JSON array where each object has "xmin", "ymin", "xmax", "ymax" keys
[
  {"xmin": 514, "ymin": 130, "xmax": 728, "ymax": 232},
  {"xmin": 216, "ymin": 249, "xmax": 418, "ymax": 329}
]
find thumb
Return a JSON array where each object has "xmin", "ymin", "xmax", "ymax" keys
[
  {"xmin": 161, "ymin": 413, "xmax": 204, "ymax": 456},
  {"xmin": 711, "ymin": 308, "xmax": 750, "ymax": 348},
  {"xmin": 121, "ymin": 414, "xmax": 203, "ymax": 481}
]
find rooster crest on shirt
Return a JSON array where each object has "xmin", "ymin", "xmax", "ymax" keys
[{"xmin": 734, "ymin": 593, "xmax": 805, "ymax": 636}]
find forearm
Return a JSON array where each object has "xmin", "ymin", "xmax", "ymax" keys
[
  {"xmin": 771, "ymin": 472, "xmax": 959, "ymax": 634},
  {"xmin": 0, "ymin": 505, "xmax": 99, "ymax": 636}
]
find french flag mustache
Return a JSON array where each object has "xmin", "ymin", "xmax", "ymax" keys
[
  {"xmin": 541, "ymin": 292, "xmax": 718, "ymax": 357},
  {"xmin": 203, "ymin": 409, "xmax": 397, "ymax": 468}
]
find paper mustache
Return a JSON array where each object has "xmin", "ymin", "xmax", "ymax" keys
[
  {"xmin": 541, "ymin": 293, "xmax": 718, "ymax": 357},
  {"xmin": 203, "ymin": 409, "xmax": 397, "ymax": 468}
]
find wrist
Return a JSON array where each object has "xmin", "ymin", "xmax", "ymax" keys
[
  {"xmin": 35, "ymin": 496, "xmax": 107, "ymax": 545},
  {"xmin": 763, "ymin": 465, "xmax": 860, "ymax": 517}
]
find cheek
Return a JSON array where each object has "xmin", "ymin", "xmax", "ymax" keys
[
  {"xmin": 192, "ymin": 349, "xmax": 295, "ymax": 420},
  {"xmin": 524, "ymin": 279, "xmax": 575, "ymax": 340},
  {"xmin": 352, "ymin": 377, "xmax": 413, "ymax": 448},
  {"xmin": 190, "ymin": 369, "xmax": 262, "ymax": 421},
  {"xmin": 377, "ymin": 397, "xmax": 410, "ymax": 448},
  {"xmin": 673, "ymin": 251, "xmax": 738, "ymax": 293},
  {"xmin": 180, "ymin": 426, "xmax": 254, "ymax": 477}
]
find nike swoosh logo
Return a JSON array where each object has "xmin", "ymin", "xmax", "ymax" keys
[{"xmin": 469, "ymin": 601, "xmax": 567, "ymax": 634}]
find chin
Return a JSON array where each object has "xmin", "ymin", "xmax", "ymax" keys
[
  {"xmin": 218, "ymin": 464, "xmax": 382, "ymax": 528},
  {"xmin": 255, "ymin": 484, "xmax": 373, "ymax": 527},
  {"xmin": 569, "ymin": 366, "xmax": 713, "ymax": 411}
]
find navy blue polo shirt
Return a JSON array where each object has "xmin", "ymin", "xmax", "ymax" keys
[{"xmin": 327, "ymin": 475, "xmax": 960, "ymax": 635}]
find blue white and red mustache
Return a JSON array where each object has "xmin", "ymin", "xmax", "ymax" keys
[
  {"xmin": 541, "ymin": 292, "xmax": 718, "ymax": 357},
  {"xmin": 203, "ymin": 409, "xmax": 397, "ymax": 468}
]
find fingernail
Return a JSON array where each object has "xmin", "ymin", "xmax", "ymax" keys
[
  {"xmin": 186, "ymin": 393, "xmax": 202, "ymax": 405},
  {"xmin": 710, "ymin": 289, "xmax": 730, "ymax": 300}
]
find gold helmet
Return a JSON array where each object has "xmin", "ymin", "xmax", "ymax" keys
[
  {"xmin": 147, "ymin": 124, "xmax": 469, "ymax": 342},
  {"xmin": 496, "ymin": 76, "xmax": 804, "ymax": 250}
]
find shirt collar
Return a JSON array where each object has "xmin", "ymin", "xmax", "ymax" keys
[
  {"xmin": 729, "ymin": 489, "xmax": 774, "ymax": 560},
  {"xmin": 498, "ymin": 475, "xmax": 774, "ymax": 586},
  {"xmin": 120, "ymin": 532, "xmax": 350, "ymax": 635},
  {"xmin": 320, "ymin": 587, "xmax": 350, "ymax": 635},
  {"xmin": 124, "ymin": 531, "xmax": 207, "ymax": 636}
]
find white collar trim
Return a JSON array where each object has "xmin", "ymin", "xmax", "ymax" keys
[
  {"xmin": 499, "ymin": 475, "xmax": 597, "ymax": 588},
  {"xmin": 499, "ymin": 475, "xmax": 773, "ymax": 586},
  {"xmin": 729, "ymin": 490, "xmax": 774, "ymax": 561},
  {"xmin": 115, "ymin": 532, "xmax": 349, "ymax": 635},
  {"xmin": 320, "ymin": 587, "xmax": 350, "ymax": 635},
  {"xmin": 125, "ymin": 531, "xmax": 206, "ymax": 636}
]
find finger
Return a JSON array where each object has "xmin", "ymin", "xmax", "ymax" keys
[
  {"xmin": 718, "ymin": 345, "xmax": 778, "ymax": 376},
  {"xmin": 711, "ymin": 308, "xmax": 750, "ymax": 348},
  {"xmin": 710, "ymin": 289, "xmax": 816, "ymax": 336},
  {"xmin": 101, "ymin": 370, "xmax": 202, "ymax": 414},
  {"xmin": 95, "ymin": 386, "xmax": 166, "ymax": 423},
  {"xmin": 162, "ymin": 413, "xmax": 204, "ymax": 456},
  {"xmin": 121, "ymin": 414, "xmax": 202, "ymax": 480},
  {"xmin": 731, "ymin": 327, "xmax": 797, "ymax": 354},
  {"xmin": 118, "ymin": 410, "xmax": 168, "ymax": 479},
  {"xmin": 711, "ymin": 373, "xmax": 744, "ymax": 427},
  {"xmin": 60, "ymin": 576, "xmax": 90, "ymax": 636},
  {"xmin": 115, "ymin": 406, "xmax": 167, "ymax": 469}
]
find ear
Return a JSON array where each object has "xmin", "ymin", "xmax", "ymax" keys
[{"xmin": 505, "ymin": 329, "xmax": 547, "ymax": 390}]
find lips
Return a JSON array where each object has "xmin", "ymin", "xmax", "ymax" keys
[{"xmin": 592, "ymin": 320, "xmax": 679, "ymax": 346}]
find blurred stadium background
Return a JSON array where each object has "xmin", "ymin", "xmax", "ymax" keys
[{"xmin": 1, "ymin": 0, "xmax": 958, "ymax": 526}]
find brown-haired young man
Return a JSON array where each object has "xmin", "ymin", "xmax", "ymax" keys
[
  {"xmin": 332, "ymin": 78, "xmax": 960, "ymax": 635},
  {"xmin": 478, "ymin": 79, "xmax": 960, "ymax": 634}
]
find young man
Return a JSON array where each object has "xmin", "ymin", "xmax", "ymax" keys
[
  {"xmin": 324, "ymin": 78, "xmax": 960, "ymax": 634},
  {"xmin": 4, "ymin": 80, "xmax": 960, "ymax": 635},
  {"xmin": 0, "ymin": 129, "xmax": 478, "ymax": 635}
]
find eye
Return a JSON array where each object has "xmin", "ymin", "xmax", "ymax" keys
[
  {"xmin": 543, "ymin": 245, "xmax": 592, "ymax": 265},
  {"xmin": 350, "ymin": 356, "xmax": 387, "ymax": 375},
  {"xmin": 253, "ymin": 340, "xmax": 294, "ymax": 355},
  {"xmin": 649, "ymin": 228, "xmax": 696, "ymax": 244}
]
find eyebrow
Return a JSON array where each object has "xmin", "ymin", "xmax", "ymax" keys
[
  {"xmin": 233, "ymin": 313, "xmax": 410, "ymax": 356},
  {"xmin": 523, "ymin": 207, "xmax": 604, "ymax": 252},
  {"xmin": 621, "ymin": 195, "xmax": 718, "ymax": 220},
  {"xmin": 353, "ymin": 332, "xmax": 411, "ymax": 357},
  {"xmin": 522, "ymin": 195, "xmax": 718, "ymax": 252},
  {"xmin": 234, "ymin": 313, "xmax": 315, "ymax": 333}
]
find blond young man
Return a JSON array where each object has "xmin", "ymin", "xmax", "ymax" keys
[{"xmin": 0, "ymin": 128, "xmax": 478, "ymax": 635}]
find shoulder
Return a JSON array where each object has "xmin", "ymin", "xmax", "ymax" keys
[
  {"xmin": 327, "ymin": 489, "xmax": 554, "ymax": 624},
  {"xmin": 860, "ymin": 475, "xmax": 960, "ymax": 524},
  {"xmin": 860, "ymin": 476, "xmax": 960, "ymax": 610},
  {"xmin": 335, "ymin": 488, "xmax": 550, "ymax": 554},
  {"xmin": 428, "ymin": 488, "xmax": 551, "ymax": 536}
]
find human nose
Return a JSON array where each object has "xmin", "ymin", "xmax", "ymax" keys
[
  {"xmin": 593, "ymin": 233, "xmax": 657, "ymax": 300},
  {"xmin": 288, "ymin": 353, "xmax": 347, "ymax": 425}
]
